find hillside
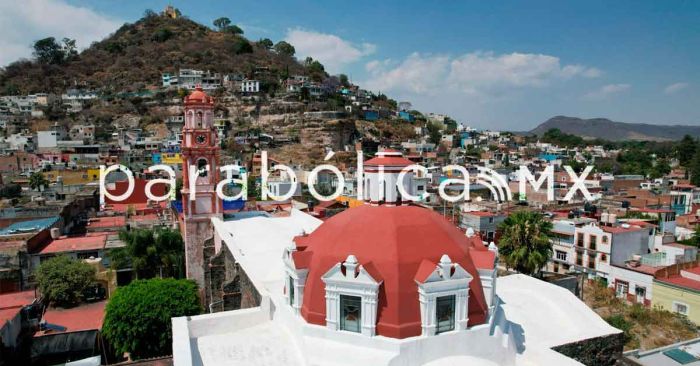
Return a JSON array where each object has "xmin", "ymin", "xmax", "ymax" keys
[
  {"xmin": 0, "ymin": 12, "xmax": 312, "ymax": 94},
  {"xmin": 529, "ymin": 116, "xmax": 700, "ymax": 141}
]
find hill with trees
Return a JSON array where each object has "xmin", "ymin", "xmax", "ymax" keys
[
  {"xmin": 0, "ymin": 8, "xmax": 320, "ymax": 94},
  {"xmin": 530, "ymin": 116, "xmax": 700, "ymax": 142}
]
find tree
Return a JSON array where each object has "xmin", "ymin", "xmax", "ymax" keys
[
  {"xmin": 36, "ymin": 256, "xmax": 96, "ymax": 307},
  {"xmin": 33, "ymin": 37, "xmax": 65, "ymax": 64},
  {"xmin": 677, "ymin": 134, "xmax": 697, "ymax": 167},
  {"xmin": 274, "ymin": 41, "xmax": 295, "ymax": 57},
  {"xmin": 29, "ymin": 172, "xmax": 49, "ymax": 191},
  {"xmin": 497, "ymin": 210, "xmax": 553, "ymax": 276},
  {"xmin": 426, "ymin": 122, "xmax": 442, "ymax": 145},
  {"xmin": 0, "ymin": 184, "xmax": 22, "ymax": 199},
  {"xmin": 690, "ymin": 147, "xmax": 700, "ymax": 186},
  {"xmin": 103, "ymin": 278, "xmax": 202, "ymax": 359},
  {"xmin": 152, "ymin": 28, "xmax": 173, "ymax": 43},
  {"xmin": 258, "ymin": 38, "xmax": 273, "ymax": 49},
  {"xmin": 213, "ymin": 17, "xmax": 231, "ymax": 31},
  {"xmin": 339, "ymin": 74, "xmax": 350, "ymax": 87},
  {"xmin": 62, "ymin": 38, "xmax": 77, "ymax": 59},
  {"xmin": 231, "ymin": 38, "xmax": 253, "ymax": 54},
  {"xmin": 114, "ymin": 228, "xmax": 185, "ymax": 279},
  {"xmin": 224, "ymin": 25, "xmax": 244, "ymax": 35}
]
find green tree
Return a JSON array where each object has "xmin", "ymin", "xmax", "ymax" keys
[
  {"xmin": 274, "ymin": 41, "xmax": 295, "ymax": 57},
  {"xmin": 114, "ymin": 228, "xmax": 185, "ymax": 279},
  {"xmin": 29, "ymin": 172, "xmax": 49, "ymax": 190},
  {"xmin": 61, "ymin": 37, "xmax": 77, "ymax": 59},
  {"xmin": 339, "ymin": 74, "xmax": 350, "ymax": 87},
  {"xmin": 103, "ymin": 278, "xmax": 202, "ymax": 359},
  {"xmin": 0, "ymin": 184, "xmax": 22, "ymax": 198},
  {"xmin": 224, "ymin": 24, "xmax": 244, "ymax": 35},
  {"xmin": 231, "ymin": 38, "xmax": 253, "ymax": 54},
  {"xmin": 258, "ymin": 38, "xmax": 273, "ymax": 49},
  {"xmin": 497, "ymin": 210, "xmax": 553, "ymax": 276},
  {"xmin": 36, "ymin": 256, "xmax": 96, "ymax": 307},
  {"xmin": 152, "ymin": 28, "xmax": 173, "ymax": 43},
  {"xmin": 690, "ymin": 147, "xmax": 700, "ymax": 186},
  {"xmin": 677, "ymin": 134, "xmax": 697, "ymax": 167},
  {"xmin": 33, "ymin": 37, "xmax": 65, "ymax": 64},
  {"xmin": 426, "ymin": 122, "xmax": 442, "ymax": 145},
  {"xmin": 213, "ymin": 17, "xmax": 231, "ymax": 31}
]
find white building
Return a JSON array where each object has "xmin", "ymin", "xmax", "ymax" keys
[{"xmin": 241, "ymin": 79, "xmax": 260, "ymax": 93}]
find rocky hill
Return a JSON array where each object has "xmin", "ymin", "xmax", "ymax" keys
[
  {"xmin": 0, "ymin": 12, "xmax": 312, "ymax": 94},
  {"xmin": 529, "ymin": 116, "xmax": 700, "ymax": 141}
]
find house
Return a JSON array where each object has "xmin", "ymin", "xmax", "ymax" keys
[
  {"xmin": 240, "ymin": 79, "xmax": 260, "ymax": 93},
  {"xmin": 459, "ymin": 210, "xmax": 505, "ymax": 242},
  {"xmin": 652, "ymin": 264, "xmax": 700, "ymax": 324},
  {"xmin": 0, "ymin": 290, "xmax": 40, "ymax": 364},
  {"xmin": 32, "ymin": 301, "xmax": 107, "ymax": 365}
]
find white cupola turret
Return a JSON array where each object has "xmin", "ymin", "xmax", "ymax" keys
[{"xmin": 363, "ymin": 149, "xmax": 415, "ymax": 206}]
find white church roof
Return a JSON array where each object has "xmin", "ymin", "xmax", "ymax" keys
[{"xmin": 173, "ymin": 209, "xmax": 621, "ymax": 366}]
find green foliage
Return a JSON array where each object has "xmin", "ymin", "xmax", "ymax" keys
[
  {"xmin": 304, "ymin": 57, "xmax": 325, "ymax": 74},
  {"xmin": 274, "ymin": 41, "xmax": 295, "ymax": 56},
  {"xmin": 102, "ymin": 278, "xmax": 202, "ymax": 359},
  {"xmin": 257, "ymin": 38, "xmax": 273, "ymax": 49},
  {"xmin": 224, "ymin": 25, "xmax": 244, "ymax": 35},
  {"xmin": 213, "ymin": 17, "xmax": 231, "ymax": 31},
  {"xmin": 231, "ymin": 38, "xmax": 253, "ymax": 54},
  {"xmin": 677, "ymin": 134, "xmax": 697, "ymax": 167},
  {"xmin": 690, "ymin": 146, "xmax": 700, "ymax": 186},
  {"xmin": 426, "ymin": 122, "xmax": 442, "ymax": 145},
  {"xmin": 339, "ymin": 74, "xmax": 350, "ymax": 87},
  {"xmin": 605, "ymin": 314, "xmax": 633, "ymax": 343},
  {"xmin": 33, "ymin": 37, "xmax": 67, "ymax": 65},
  {"xmin": 0, "ymin": 184, "xmax": 22, "ymax": 199},
  {"xmin": 29, "ymin": 172, "xmax": 49, "ymax": 190},
  {"xmin": 36, "ymin": 256, "xmax": 96, "ymax": 307},
  {"xmin": 541, "ymin": 128, "xmax": 585, "ymax": 147},
  {"xmin": 114, "ymin": 228, "xmax": 185, "ymax": 279},
  {"xmin": 152, "ymin": 28, "xmax": 174, "ymax": 43},
  {"xmin": 497, "ymin": 210, "xmax": 553, "ymax": 276}
]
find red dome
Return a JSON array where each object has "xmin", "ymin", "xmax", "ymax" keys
[
  {"xmin": 294, "ymin": 205, "xmax": 494, "ymax": 339},
  {"xmin": 185, "ymin": 86, "xmax": 214, "ymax": 105}
]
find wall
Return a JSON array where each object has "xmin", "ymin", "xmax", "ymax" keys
[
  {"xmin": 607, "ymin": 266, "xmax": 653, "ymax": 305},
  {"xmin": 651, "ymin": 281, "xmax": 700, "ymax": 324},
  {"xmin": 552, "ymin": 332, "xmax": 625, "ymax": 366}
]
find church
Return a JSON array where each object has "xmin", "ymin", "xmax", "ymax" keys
[{"xmin": 176, "ymin": 88, "xmax": 623, "ymax": 365}]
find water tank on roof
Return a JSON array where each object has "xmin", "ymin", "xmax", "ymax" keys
[
  {"xmin": 601, "ymin": 213, "xmax": 609, "ymax": 223},
  {"xmin": 50, "ymin": 227, "xmax": 60, "ymax": 239},
  {"xmin": 609, "ymin": 214, "xmax": 618, "ymax": 224}
]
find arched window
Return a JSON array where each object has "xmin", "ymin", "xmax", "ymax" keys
[
  {"xmin": 197, "ymin": 158, "xmax": 208, "ymax": 177},
  {"xmin": 196, "ymin": 111, "xmax": 203, "ymax": 128}
]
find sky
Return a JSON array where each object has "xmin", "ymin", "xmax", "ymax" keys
[{"xmin": 1, "ymin": 0, "xmax": 698, "ymax": 131}]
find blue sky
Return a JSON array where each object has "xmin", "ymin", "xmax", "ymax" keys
[{"xmin": 2, "ymin": 0, "xmax": 699, "ymax": 130}]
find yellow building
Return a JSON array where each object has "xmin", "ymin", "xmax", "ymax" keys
[
  {"xmin": 652, "ymin": 264, "xmax": 700, "ymax": 324},
  {"xmin": 44, "ymin": 169, "xmax": 100, "ymax": 185},
  {"xmin": 161, "ymin": 153, "xmax": 181, "ymax": 165}
]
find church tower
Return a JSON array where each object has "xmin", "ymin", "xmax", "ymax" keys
[{"xmin": 181, "ymin": 86, "xmax": 223, "ymax": 290}]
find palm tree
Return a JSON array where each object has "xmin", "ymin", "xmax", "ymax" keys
[
  {"xmin": 29, "ymin": 172, "xmax": 49, "ymax": 191},
  {"xmin": 497, "ymin": 210, "xmax": 553, "ymax": 276}
]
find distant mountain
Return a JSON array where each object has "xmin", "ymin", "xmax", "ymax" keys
[
  {"xmin": 529, "ymin": 116, "xmax": 700, "ymax": 141},
  {"xmin": 0, "ymin": 12, "xmax": 312, "ymax": 94}
]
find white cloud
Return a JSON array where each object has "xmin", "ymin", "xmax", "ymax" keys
[
  {"xmin": 362, "ymin": 51, "xmax": 601, "ymax": 98},
  {"xmin": 0, "ymin": 0, "xmax": 121, "ymax": 66},
  {"xmin": 664, "ymin": 82, "xmax": 689, "ymax": 95},
  {"xmin": 284, "ymin": 28, "xmax": 376, "ymax": 73},
  {"xmin": 583, "ymin": 83, "xmax": 630, "ymax": 100}
]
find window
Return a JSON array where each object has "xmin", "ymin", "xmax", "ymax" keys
[
  {"xmin": 77, "ymin": 251, "xmax": 99, "ymax": 259},
  {"xmin": 288, "ymin": 276, "xmax": 295, "ymax": 306},
  {"xmin": 674, "ymin": 302, "xmax": 689, "ymax": 316},
  {"xmin": 436, "ymin": 295, "xmax": 456, "ymax": 334},
  {"xmin": 488, "ymin": 217, "xmax": 494, "ymax": 224},
  {"xmin": 556, "ymin": 250, "xmax": 567, "ymax": 261},
  {"xmin": 602, "ymin": 235, "xmax": 608, "ymax": 244},
  {"xmin": 615, "ymin": 281, "xmax": 629, "ymax": 298},
  {"xmin": 340, "ymin": 295, "xmax": 362, "ymax": 333},
  {"xmin": 576, "ymin": 233, "xmax": 584, "ymax": 247},
  {"xmin": 588, "ymin": 254, "xmax": 596, "ymax": 269},
  {"xmin": 635, "ymin": 286, "xmax": 646, "ymax": 304},
  {"xmin": 589, "ymin": 235, "xmax": 597, "ymax": 251},
  {"xmin": 601, "ymin": 253, "xmax": 607, "ymax": 262},
  {"xmin": 197, "ymin": 158, "xmax": 208, "ymax": 177}
]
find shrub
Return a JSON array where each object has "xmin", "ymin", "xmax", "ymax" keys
[
  {"xmin": 36, "ymin": 256, "xmax": 96, "ymax": 307},
  {"xmin": 102, "ymin": 278, "xmax": 202, "ymax": 359}
]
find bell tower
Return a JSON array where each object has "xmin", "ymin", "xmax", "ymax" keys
[{"xmin": 181, "ymin": 86, "xmax": 223, "ymax": 290}]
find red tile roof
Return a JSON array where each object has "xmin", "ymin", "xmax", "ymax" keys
[
  {"xmin": 37, "ymin": 301, "xmax": 106, "ymax": 335},
  {"xmin": 39, "ymin": 233, "xmax": 113, "ymax": 254},
  {"xmin": 0, "ymin": 290, "xmax": 36, "ymax": 327},
  {"xmin": 601, "ymin": 225, "xmax": 643, "ymax": 234},
  {"xmin": 87, "ymin": 216, "xmax": 125, "ymax": 229},
  {"xmin": 657, "ymin": 275, "xmax": 700, "ymax": 292}
]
